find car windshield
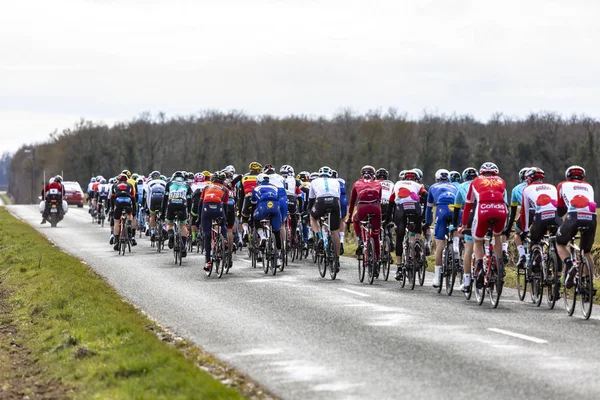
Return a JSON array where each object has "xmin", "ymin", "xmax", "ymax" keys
[{"xmin": 63, "ymin": 182, "xmax": 82, "ymax": 191}]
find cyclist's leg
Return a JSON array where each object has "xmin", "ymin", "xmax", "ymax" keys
[{"xmin": 329, "ymin": 202, "xmax": 341, "ymax": 257}]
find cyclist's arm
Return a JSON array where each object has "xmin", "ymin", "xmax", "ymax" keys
[{"xmin": 347, "ymin": 184, "xmax": 357, "ymax": 219}]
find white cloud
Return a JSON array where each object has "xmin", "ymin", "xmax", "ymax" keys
[{"xmin": 0, "ymin": 0, "xmax": 598, "ymax": 152}]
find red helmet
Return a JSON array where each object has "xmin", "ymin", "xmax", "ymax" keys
[
  {"xmin": 117, "ymin": 173, "xmax": 128, "ymax": 182},
  {"xmin": 525, "ymin": 167, "xmax": 545, "ymax": 183},
  {"xmin": 565, "ymin": 165, "xmax": 585, "ymax": 181},
  {"xmin": 361, "ymin": 165, "xmax": 376, "ymax": 178}
]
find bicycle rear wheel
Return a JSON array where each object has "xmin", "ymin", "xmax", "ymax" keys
[
  {"xmin": 488, "ymin": 254, "xmax": 501, "ymax": 308},
  {"xmin": 415, "ymin": 239, "xmax": 426, "ymax": 286},
  {"xmin": 382, "ymin": 236, "xmax": 391, "ymax": 281},
  {"xmin": 445, "ymin": 246, "xmax": 455, "ymax": 296},
  {"xmin": 357, "ymin": 256, "xmax": 365, "ymax": 283},
  {"xmin": 530, "ymin": 248, "xmax": 543, "ymax": 306},
  {"xmin": 474, "ymin": 267, "xmax": 485, "ymax": 305},
  {"xmin": 580, "ymin": 259, "xmax": 593, "ymax": 320},
  {"xmin": 367, "ymin": 238, "xmax": 375, "ymax": 285},
  {"xmin": 215, "ymin": 237, "xmax": 224, "ymax": 279},
  {"xmin": 545, "ymin": 250, "xmax": 558, "ymax": 309},
  {"xmin": 563, "ymin": 273, "xmax": 576, "ymax": 316},
  {"xmin": 516, "ymin": 259, "xmax": 528, "ymax": 301},
  {"xmin": 329, "ymin": 239, "xmax": 338, "ymax": 280}
]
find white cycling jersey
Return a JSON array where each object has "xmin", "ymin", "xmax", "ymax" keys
[
  {"xmin": 309, "ymin": 177, "xmax": 341, "ymax": 199},
  {"xmin": 284, "ymin": 176, "xmax": 299, "ymax": 196},
  {"xmin": 268, "ymin": 173, "xmax": 285, "ymax": 189},
  {"xmin": 392, "ymin": 180, "xmax": 425, "ymax": 205},
  {"xmin": 557, "ymin": 180, "xmax": 596, "ymax": 214},
  {"xmin": 379, "ymin": 180, "xmax": 394, "ymax": 203},
  {"xmin": 522, "ymin": 182, "xmax": 558, "ymax": 228}
]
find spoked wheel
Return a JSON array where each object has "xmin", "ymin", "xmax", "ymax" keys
[
  {"xmin": 474, "ymin": 267, "xmax": 485, "ymax": 305},
  {"xmin": 311, "ymin": 241, "xmax": 318, "ymax": 264},
  {"xmin": 516, "ymin": 260, "xmax": 528, "ymax": 301},
  {"xmin": 415, "ymin": 240, "xmax": 426, "ymax": 286},
  {"xmin": 445, "ymin": 246, "xmax": 456, "ymax": 296},
  {"xmin": 545, "ymin": 251, "xmax": 559, "ymax": 309},
  {"xmin": 400, "ymin": 265, "xmax": 407, "ymax": 288},
  {"xmin": 357, "ymin": 256, "xmax": 366, "ymax": 283},
  {"xmin": 215, "ymin": 238, "xmax": 224, "ymax": 279},
  {"xmin": 529, "ymin": 248, "xmax": 543, "ymax": 306},
  {"xmin": 317, "ymin": 239, "xmax": 326, "ymax": 278},
  {"xmin": 269, "ymin": 234, "xmax": 277, "ymax": 276},
  {"xmin": 381, "ymin": 238, "xmax": 391, "ymax": 281},
  {"xmin": 488, "ymin": 254, "xmax": 501, "ymax": 308},
  {"xmin": 563, "ymin": 273, "xmax": 576, "ymax": 316},
  {"xmin": 580, "ymin": 259, "xmax": 594, "ymax": 320},
  {"xmin": 291, "ymin": 240, "xmax": 298, "ymax": 263},
  {"xmin": 329, "ymin": 240, "xmax": 338, "ymax": 280},
  {"xmin": 367, "ymin": 238, "xmax": 375, "ymax": 285}
]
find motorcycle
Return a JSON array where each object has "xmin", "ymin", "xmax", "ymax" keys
[{"xmin": 39, "ymin": 194, "xmax": 68, "ymax": 228}]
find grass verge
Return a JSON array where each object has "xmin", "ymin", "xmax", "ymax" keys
[
  {"xmin": 0, "ymin": 192, "xmax": 12, "ymax": 205},
  {"xmin": 0, "ymin": 207, "xmax": 259, "ymax": 399}
]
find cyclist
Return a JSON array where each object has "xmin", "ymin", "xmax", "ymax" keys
[
  {"xmin": 251, "ymin": 173, "xmax": 283, "ymax": 266},
  {"xmin": 449, "ymin": 171, "xmax": 462, "ymax": 189},
  {"xmin": 426, "ymin": 169, "xmax": 458, "ymax": 287},
  {"xmin": 504, "ymin": 167, "xmax": 530, "ymax": 268},
  {"xmin": 190, "ymin": 173, "xmax": 206, "ymax": 245},
  {"xmin": 238, "ymin": 162, "xmax": 262, "ymax": 243},
  {"xmin": 346, "ymin": 166, "xmax": 382, "ymax": 263},
  {"xmin": 222, "ymin": 168, "xmax": 238, "ymax": 253},
  {"xmin": 162, "ymin": 171, "xmax": 192, "ymax": 257},
  {"xmin": 199, "ymin": 171, "xmax": 229, "ymax": 272},
  {"xmin": 298, "ymin": 171, "xmax": 312, "ymax": 248},
  {"xmin": 451, "ymin": 167, "xmax": 479, "ymax": 292},
  {"xmin": 135, "ymin": 175, "xmax": 146, "ymax": 233},
  {"xmin": 110, "ymin": 173, "xmax": 136, "ymax": 250},
  {"xmin": 263, "ymin": 164, "xmax": 288, "ymax": 247},
  {"xmin": 332, "ymin": 169, "xmax": 348, "ymax": 254},
  {"xmin": 462, "ymin": 162, "xmax": 508, "ymax": 289},
  {"xmin": 309, "ymin": 166, "xmax": 342, "ymax": 259},
  {"xmin": 281, "ymin": 165, "xmax": 303, "ymax": 250},
  {"xmin": 520, "ymin": 167, "xmax": 560, "ymax": 275},
  {"xmin": 144, "ymin": 171, "xmax": 167, "ymax": 242},
  {"xmin": 376, "ymin": 167, "xmax": 394, "ymax": 225},
  {"xmin": 556, "ymin": 166, "xmax": 597, "ymax": 290},
  {"xmin": 413, "ymin": 168, "xmax": 432, "ymax": 255},
  {"xmin": 87, "ymin": 176, "xmax": 96, "ymax": 209},
  {"xmin": 388, "ymin": 169, "xmax": 427, "ymax": 280},
  {"xmin": 96, "ymin": 178, "xmax": 110, "ymax": 224}
]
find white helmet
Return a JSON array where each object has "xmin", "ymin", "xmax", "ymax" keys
[
  {"xmin": 223, "ymin": 165, "xmax": 235, "ymax": 174},
  {"xmin": 479, "ymin": 162, "xmax": 499, "ymax": 176},
  {"xmin": 280, "ymin": 165, "xmax": 294, "ymax": 176},
  {"xmin": 257, "ymin": 173, "xmax": 269, "ymax": 183},
  {"xmin": 435, "ymin": 169, "xmax": 450, "ymax": 181},
  {"xmin": 49, "ymin": 177, "xmax": 55, "ymax": 184}
]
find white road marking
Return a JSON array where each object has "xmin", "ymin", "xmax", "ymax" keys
[
  {"xmin": 339, "ymin": 288, "xmax": 370, "ymax": 297},
  {"xmin": 488, "ymin": 328, "xmax": 548, "ymax": 344},
  {"xmin": 239, "ymin": 259, "xmax": 252, "ymax": 263}
]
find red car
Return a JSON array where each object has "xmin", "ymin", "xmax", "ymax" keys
[{"xmin": 63, "ymin": 181, "xmax": 84, "ymax": 207}]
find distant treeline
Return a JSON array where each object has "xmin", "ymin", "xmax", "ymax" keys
[
  {"xmin": 8, "ymin": 110, "xmax": 599, "ymax": 204},
  {"xmin": 0, "ymin": 153, "xmax": 11, "ymax": 186}
]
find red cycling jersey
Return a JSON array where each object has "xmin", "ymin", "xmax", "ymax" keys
[
  {"xmin": 201, "ymin": 183, "xmax": 229, "ymax": 204},
  {"xmin": 462, "ymin": 175, "xmax": 508, "ymax": 240},
  {"xmin": 348, "ymin": 179, "xmax": 382, "ymax": 217}
]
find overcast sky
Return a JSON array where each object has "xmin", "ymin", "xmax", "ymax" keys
[{"xmin": 1, "ymin": 0, "xmax": 598, "ymax": 152}]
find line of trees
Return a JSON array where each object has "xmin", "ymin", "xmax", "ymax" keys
[{"xmin": 8, "ymin": 110, "xmax": 599, "ymax": 204}]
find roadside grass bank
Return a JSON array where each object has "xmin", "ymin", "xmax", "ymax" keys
[
  {"xmin": 0, "ymin": 192, "xmax": 12, "ymax": 205},
  {"xmin": 0, "ymin": 207, "xmax": 272, "ymax": 399}
]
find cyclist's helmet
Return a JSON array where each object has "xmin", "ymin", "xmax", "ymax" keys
[
  {"xmin": 319, "ymin": 166, "xmax": 333, "ymax": 177},
  {"xmin": 108, "ymin": 177, "xmax": 116, "ymax": 184},
  {"xmin": 398, "ymin": 170, "xmax": 407, "ymax": 180},
  {"xmin": 280, "ymin": 165, "xmax": 294, "ymax": 176},
  {"xmin": 462, "ymin": 167, "xmax": 478, "ymax": 181},
  {"xmin": 376, "ymin": 168, "xmax": 389, "ymax": 180},
  {"xmin": 525, "ymin": 167, "xmax": 545, "ymax": 183},
  {"xmin": 49, "ymin": 177, "xmax": 55, "ymax": 184},
  {"xmin": 263, "ymin": 164, "xmax": 275, "ymax": 174},
  {"xmin": 212, "ymin": 171, "xmax": 226, "ymax": 183},
  {"xmin": 117, "ymin": 173, "xmax": 128, "ymax": 182},
  {"xmin": 310, "ymin": 172, "xmax": 319, "ymax": 181},
  {"xmin": 150, "ymin": 170, "xmax": 161, "ymax": 180},
  {"xmin": 172, "ymin": 171, "xmax": 185, "ymax": 182},
  {"xmin": 412, "ymin": 168, "xmax": 423, "ymax": 182},
  {"xmin": 479, "ymin": 162, "xmax": 499, "ymax": 176},
  {"xmin": 435, "ymin": 169, "xmax": 450, "ymax": 181},
  {"xmin": 90, "ymin": 177, "xmax": 96, "ymax": 183},
  {"xmin": 298, "ymin": 171, "xmax": 310, "ymax": 182},
  {"xmin": 449, "ymin": 170, "xmax": 461, "ymax": 183},
  {"xmin": 249, "ymin": 162, "xmax": 263, "ymax": 172},
  {"xmin": 257, "ymin": 173, "xmax": 269, "ymax": 183},
  {"xmin": 100, "ymin": 178, "xmax": 107, "ymax": 184},
  {"xmin": 131, "ymin": 173, "xmax": 139, "ymax": 181},
  {"xmin": 331, "ymin": 170, "xmax": 338, "ymax": 178},
  {"xmin": 566, "ymin": 165, "xmax": 586, "ymax": 181},
  {"xmin": 136, "ymin": 177, "xmax": 144, "ymax": 184},
  {"xmin": 96, "ymin": 175, "xmax": 103, "ymax": 182},
  {"xmin": 518, "ymin": 167, "xmax": 529, "ymax": 182},
  {"xmin": 160, "ymin": 175, "xmax": 167, "ymax": 181},
  {"xmin": 54, "ymin": 175, "xmax": 62, "ymax": 183},
  {"xmin": 186, "ymin": 172, "xmax": 194, "ymax": 181},
  {"xmin": 223, "ymin": 165, "xmax": 235, "ymax": 174},
  {"xmin": 194, "ymin": 173, "xmax": 205, "ymax": 182},
  {"xmin": 404, "ymin": 170, "xmax": 418, "ymax": 181},
  {"xmin": 201, "ymin": 170, "xmax": 211, "ymax": 179},
  {"xmin": 121, "ymin": 169, "xmax": 131, "ymax": 178},
  {"xmin": 361, "ymin": 165, "xmax": 376, "ymax": 179}
]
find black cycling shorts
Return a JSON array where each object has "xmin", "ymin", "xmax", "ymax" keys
[
  {"xmin": 310, "ymin": 196, "xmax": 341, "ymax": 231},
  {"xmin": 529, "ymin": 211, "xmax": 561, "ymax": 243},
  {"xmin": 113, "ymin": 197, "xmax": 133, "ymax": 220},
  {"xmin": 166, "ymin": 203, "xmax": 188, "ymax": 223},
  {"xmin": 287, "ymin": 195, "xmax": 298, "ymax": 214},
  {"xmin": 226, "ymin": 204, "xmax": 236, "ymax": 229},
  {"xmin": 556, "ymin": 212, "xmax": 596, "ymax": 252},
  {"xmin": 394, "ymin": 202, "xmax": 422, "ymax": 235}
]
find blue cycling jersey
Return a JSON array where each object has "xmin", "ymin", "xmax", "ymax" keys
[{"xmin": 510, "ymin": 182, "xmax": 527, "ymax": 207}]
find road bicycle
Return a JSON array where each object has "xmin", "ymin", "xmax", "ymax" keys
[
  {"xmin": 357, "ymin": 214, "xmax": 378, "ymax": 285},
  {"xmin": 118, "ymin": 212, "xmax": 132, "ymax": 256},
  {"xmin": 289, "ymin": 213, "xmax": 304, "ymax": 263},
  {"xmin": 137, "ymin": 206, "xmax": 146, "ymax": 238},
  {"xmin": 527, "ymin": 225, "xmax": 559, "ymax": 308},
  {"xmin": 97, "ymin": 200, "xmax": 106, "ymax": 227},
  {"xmin": 516, "ymin": 237, "xmax": 531, "ymax": 302},
  {"xmin": 442, "ymin": 230, "xmax": 463, "ymax": 296},
  {"xmin": 172, "ymin": 212, "xmax": 184, "ymax": 266},
  {"xmin": 474, "ymin": 219, "xmax": 505, "ymax": 308},
  {"xmin": 563, "ymin": 226, "xmax": 595, "ymax": 320},
  {"xmin": 206, "ymin": 217, "xmax": 226, "ymax": 278},
  {"xmin": 260, "ymin": 219, "xmax": 278, "ymax": 276},
  {"xmin": 379, "ymin": 223, "xmax": 394, "ymax": 281},
  {"xmin": 317, "ymin": 212, "xmax": 339, "ymax": 280},
  {"xmin": 399, "ymin": 222, "xmax": 426, "ymax": 290}
]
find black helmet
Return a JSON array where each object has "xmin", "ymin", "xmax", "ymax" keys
[
  {"xmin": 375, "ymin": 168, "xmax": 389, "ymax": 180},
  {"xmin": 172, "ymin": 171, "xmax": 185, "ymax": 182},
  {"xmin": 212, "ymin": 171, "xmax": 226, "ymax": 184}
]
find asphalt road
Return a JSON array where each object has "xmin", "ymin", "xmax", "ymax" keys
[{"xmin": 7, "ymin": 205, "xmax": 600, "ymax": 400}]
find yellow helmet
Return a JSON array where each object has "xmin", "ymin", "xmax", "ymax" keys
[
  {"xmin": 249, "ymin": 162, "xmax": 263, "ymax": 172},
  {"xmin": 202, "ymin": 170, "xmax": 211, "ymax": 178}
]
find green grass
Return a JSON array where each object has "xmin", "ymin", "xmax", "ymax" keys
[
  {"xmin": 0, "ymin": 207, "xmax": 244, "ymax": 399},
  {"xmin": 0, "ymin": 192, "xmax": 11, "ymax": 205}
]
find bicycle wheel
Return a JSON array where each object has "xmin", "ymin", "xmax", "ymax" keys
[
  {"xmin": 516, "ymin": 257, "xmax": 528, "ymax": 301},
  {"xmin": 529, "ymin": 247, "xmax": 543, "ymax": 306},
  {"xmin": 445, "ymin": 246, "xmax": 455, "ymax": 296},
  {"xmin": 545, "ymin": 250, "xmax": 558, "ymax": 310},
  {"xmin": 400, "ymin": 265, "xmax": 407, "ymax": 288},
  {"xmin": 357, "ymin": 256, "xmax": 366, "ymax": 283},
  {"xmin": 311, "ymin": 240, "xmax": 318, "ymax": 264},
  {"xmin": 367, "ymin": 238, "xmax": 375, "ymax": 285},
  {"xmin": 291, "ymin": 238, "xmax": 298, "ymax": 263},
  {"xmin": 580, "ymin": 258, "xmax": 593, "ymax": 320},
  {"xmin": 563, "ymin": 272, "xmax": 576, "ymax": 316},
  {"xmin": 270, "ymin": 233, "xmax": 277, "ymax": 276},
  {"xmin": 329, "ymin": 239, "xmax": 338, "ymax": 280},
  {"xmin": 415, "ymin": 239, "xmax": 427, "ymax": 286},
  {"xmin": 382, "ymin": 236, "xmax": 391, "ymax": 281},
  {"xmin": 407, "ymin": 242, "xmax": 416, "ymax": 290},
  {"xmin": 474, "ymin": 266, "xmax": 485, "ymax": 305},
  {"xmin": 488, "ymin": 254, "xmax": 501, "ymax": 308},
  {"xmin": 215, "ymin": 237, "xmax": 224, "ymax": 279}
]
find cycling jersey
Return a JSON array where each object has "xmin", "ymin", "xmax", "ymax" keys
[
  {"xmin": 510, "ymin": 182, "xmax": 527, "ymax": 207},
  {"xmin": 557, "ymin": 180, "xmax": 596, "ymax": 214},
  {"xmin": 111, "ymin": 181, "xmax": 135, "ymax": 219},
  {"xmin": 520, "ymin": 182, "xmax": 558, "ymax": 230},
  {"xmin": 426, "ymin": 181, "xmax": 458, "ymax": 240},
  {"xmin": 556, "ymin": 180, "xmax": 597, "ymax": 252},
  {"xmin": 390, "ymin": 180, "xmax": 426, "ymax": 206},
  {"xmin": 251, "ymin": 183, "xmax": 282, "ymax": 231},
  {"xmin": 201, "ymin": 183, "xmax": 229, "ymax": 204},
  {"xmin": 379, "ymin": 180, "xmax": 394, "ymax": 203},
  {"xmin": 462, "ymin": 175, "xmax": 508, "ymax": 240},
  {"xmin": 309, "ymin": 177, "xmax": 341, "ymax": 199},
  {"xmin": 347, "ymin": 179, "xmax": 380, "ymax": 217},
  {"xmin": 241, "ymin": 173, "xmax": 259, "ymax": 196}
]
